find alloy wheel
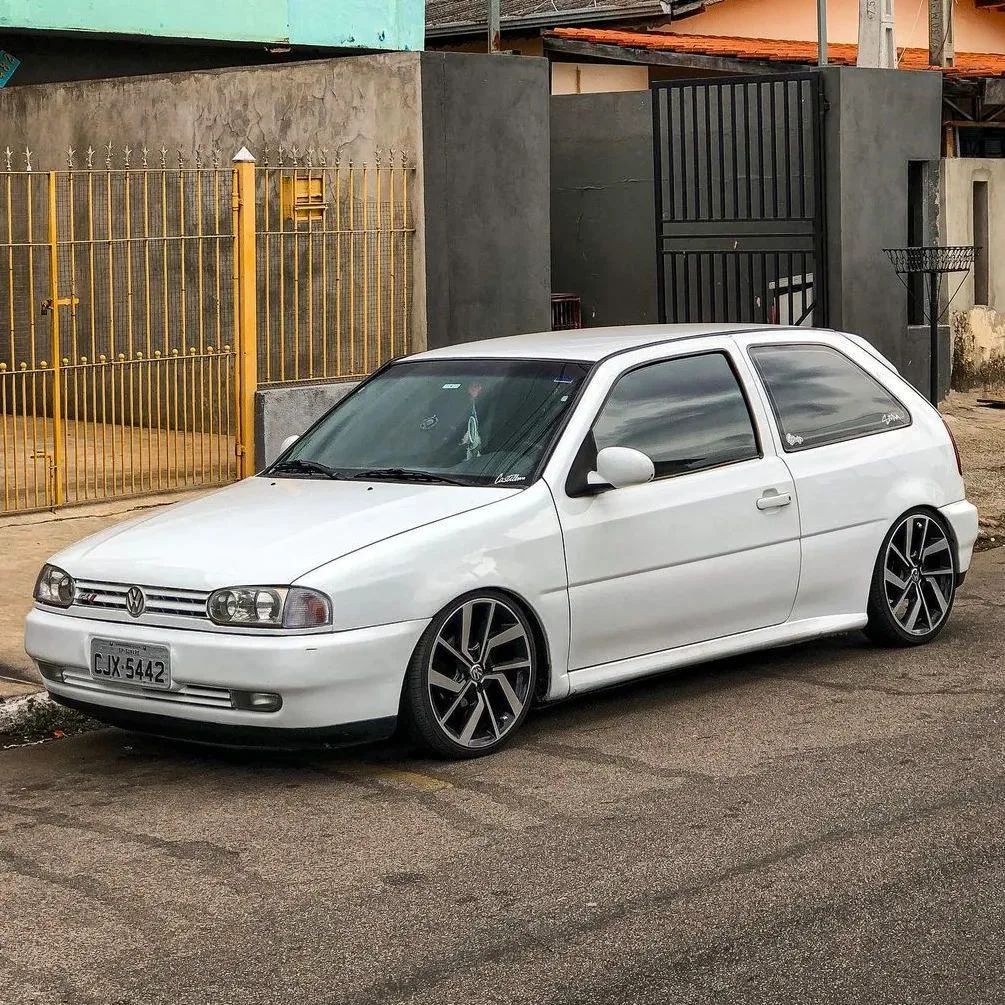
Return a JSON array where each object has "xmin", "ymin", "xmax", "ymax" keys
[
  {"xmin": 882, "ymin": 513, "xmax": 955, "ymax": 637},
  {"xmin": 426, "ymin": 597, "xmax": 533, "ymax": 751}
]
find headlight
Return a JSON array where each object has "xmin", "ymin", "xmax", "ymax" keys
[
  {"xmin": 34, "ymin": 564, "xmax": 76, "ymax": 608},
  {"xmin": 207, "ymin": 586, "xmax": 331, "ymax": 629}
]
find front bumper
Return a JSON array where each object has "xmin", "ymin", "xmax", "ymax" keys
[
  {"xmin": 25, "ymin": 607, "xmax": 428, "ymax": 737},
  {"xmin": 49, "ymin": 693, "xmax": 397, "ymax": 749},
  {"xmin": 940, "ymin": 499, "xmax": 980, "ymax": 573}
]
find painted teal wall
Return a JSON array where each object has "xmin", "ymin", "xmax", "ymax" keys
[
  {"xmin": 0, "ymin": 0, "xmax": 423, "ymax": 50},
  {"xmin": 288, "ymin": 0, "xmax": 423, "ymax": 49}
]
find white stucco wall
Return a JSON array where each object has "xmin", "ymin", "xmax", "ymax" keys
[
  {"xmin": 941, "ymin": 158, "xmax": 1005, "ymax": 362},
  {"xmin": 941, "ymin": 158, "xmax": 1005, "ymax": 311}
]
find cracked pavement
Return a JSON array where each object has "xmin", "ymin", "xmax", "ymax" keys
[{"xmin": 2, "ymin": 547, "xmax": 1005, "ymax": 1004}]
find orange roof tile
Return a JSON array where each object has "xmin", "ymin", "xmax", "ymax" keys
[{"xmin": 546, "ymin": 27, "xmax": 1005, "ymax": 78}]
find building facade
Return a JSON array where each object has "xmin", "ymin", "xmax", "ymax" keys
[{"xmin": 428, "ymin": 0, "xmax": 1005, "ymax": 95}]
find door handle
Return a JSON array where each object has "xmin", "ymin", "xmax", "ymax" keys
[{"xmin": 756, "ymin": 491, "xmax": 792, "ymax": 511}]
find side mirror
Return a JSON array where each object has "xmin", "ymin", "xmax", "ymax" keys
[
  {"xmin": 589, "ymin": 446, "xmax": 655, "ymax": 490},
  {"xmin": 279, "ymin": 434, "xmax": 300, "ymax": 455}
]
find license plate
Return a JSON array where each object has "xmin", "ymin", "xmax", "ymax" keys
[{"xmin": 90, "ymin": 639, "xmax": 171, "ymax": 691}]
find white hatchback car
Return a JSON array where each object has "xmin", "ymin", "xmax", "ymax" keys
[{"xmin": 26, "ymin": 325, "xmax": 978, "ymax": 758}]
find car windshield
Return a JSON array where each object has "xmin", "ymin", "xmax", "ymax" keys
[{"xmin": 271, "ymin": 358, "xmax": 592, "ymax": 487}]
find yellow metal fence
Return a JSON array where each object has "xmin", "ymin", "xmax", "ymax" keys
[
  {"xmin": 0, "ymin": 146, "xmax": 415, "ymax": 515},
  {"xmin": 257, "ymin": 150, "xmax": 413, "ymax": 384}
]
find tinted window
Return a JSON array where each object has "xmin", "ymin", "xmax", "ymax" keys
[
  {"xmin": 593, "ymin": 353, "xmax": 759, "ymax": 478},
  {"xmin": 749, "ymin": 344, "xmax": 910, "ymax": 451}
]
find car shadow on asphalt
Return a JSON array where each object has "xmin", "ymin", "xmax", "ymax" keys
[{"xmin": 97, "ymin": 629, "xmax": 876, "ymax": 773}]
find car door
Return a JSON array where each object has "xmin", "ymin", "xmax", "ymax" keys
[{"xmin": 549, "ymin": 345, "xmax": 801, "ymax": 672}]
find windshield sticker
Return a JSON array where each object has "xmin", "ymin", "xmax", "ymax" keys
[
  {"xmin": 442, "ymin": 383, "xmax": 461, "ymax": 389},
  {"xmin": 553, "ymin": 376, "xmax": 576, "ymax": 384},
  {"xmin": 419, "ymin": 414, "xmax": 439, "ymax": 431},
  {"xmin": 495, "ymin": 473, "xmax": 526, "ymax": 485},
  {"xmin": 560, "ymin": 395, "xmax": 569, "ymax": 402},
  {"xmin": 881, "ymin": 412, "xmax": 905, "ymax": 425},
  {"xmin": 785, "ymin": 432, "xmax": 805, "ymax": 447}
]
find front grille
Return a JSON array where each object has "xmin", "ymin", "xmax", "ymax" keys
[
  {"xmin": 60, "ymin": 669, "xmax": 233, "ymax": 709},
  {"xmin": 74, "ymin": 580, "xmax": 209, "ymax": 620}
]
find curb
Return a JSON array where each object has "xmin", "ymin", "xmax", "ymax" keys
[
  {"xmin": 0, "ymin": 488, "xmax": 208, "ymax": 530},
  {"xmin": 0, "ymin": 675, "xmax": 44, "ymax": 701}
]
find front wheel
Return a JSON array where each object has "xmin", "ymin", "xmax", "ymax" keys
[
  {"xmin": 403, "ymin": 591, "xmax": 538, "ymax": 758},
  {"xmin": 865, "ymin": 509, "xmax": 957, "ymax": 647}
]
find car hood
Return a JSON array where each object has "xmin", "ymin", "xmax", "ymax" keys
[{"xmin": 51, "ymin": 476, "xmax": 518, "ymax": 590}]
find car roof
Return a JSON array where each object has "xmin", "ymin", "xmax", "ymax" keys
[{"xmin": 410, "ymin": 324, "xmax": 827, "ymax": 364}]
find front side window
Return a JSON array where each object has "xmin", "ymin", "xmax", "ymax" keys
[
  {"xmin": 749, "ymin": 344, "xmax": 910, "ymax": 451},
  {"xmin": 592, "ymin": 352, "xmax": 760, "ymax": 478},
  {"xmin": 275, "ymin": 358, "xmax": 591, "ymax": 487}
]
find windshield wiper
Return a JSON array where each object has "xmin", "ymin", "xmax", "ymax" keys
[
  {"xmin": 270, "ymin": 458, "xmax": 343, "ymax": 480},
  {"xmin": 351, "ymin": 467, "xmax": 467, "ymax": 486}
]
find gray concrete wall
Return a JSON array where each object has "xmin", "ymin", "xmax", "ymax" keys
[
  {"xmin": 0, "ymin": 53, "xmax": 423, "ymax": 169},
  {"xmin": 822, "ymin": 67, "xmax": 943, "ymax": 383},
  {"xmin": 254, "ymin": 380, "xmax": 359, "ymax": 469},
  {"xmin": 419, "ymin": 52, "xmax": 552, "ymax": 349},
  {"xmin": 0, "ymin": 52, "xmax": 557, "ymax": 364},
  {"xmin": 0, "ymin": 54, "xmax": 429, "ymax": 357},
  {"xmin": 550, "ymin": 90, "xmax": 658, "ymax": 328}
]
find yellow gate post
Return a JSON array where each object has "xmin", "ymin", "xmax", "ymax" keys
[
  {"xmin": 46, "ymin": 171, "xmax": 65, "ymax": 506},
  {"xmin": 233, "ymin": 147, "xmax": 257, "ymax": 477}
]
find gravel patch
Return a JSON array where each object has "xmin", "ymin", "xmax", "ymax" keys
[
  {"xmin": 0, "ymin": 692, "xmax": 100, "ymax": 748},
  {"xmin": 941, "ymin": 391, "xmax": 1005, "ymax": 549}
]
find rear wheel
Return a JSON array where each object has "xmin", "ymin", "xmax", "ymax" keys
[
  {"xmin": 403, "ymin": 591, "xmax": 538, "ymax": 759},
  {"xmin": 865, "ymin": 509, "xmax": 957, "ymax": 647}
]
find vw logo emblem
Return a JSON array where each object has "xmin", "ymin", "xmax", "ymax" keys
[{"xmin": 125, "ymin": 586, "xmax": 146, "ymax": 618}]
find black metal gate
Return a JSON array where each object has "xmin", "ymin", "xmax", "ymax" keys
[{"xmin": 652, "ymin": 73, "xmax": 828, "ymax": 327}]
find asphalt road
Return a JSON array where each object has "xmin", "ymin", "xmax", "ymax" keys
[{"xmin": 2, "ymin": 549, "xmax": 1005, "ymax": 1005}]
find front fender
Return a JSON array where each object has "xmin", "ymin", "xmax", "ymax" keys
[{"xmin": 296, "ymin": 482, "xmax": 572, "ymax": 700}]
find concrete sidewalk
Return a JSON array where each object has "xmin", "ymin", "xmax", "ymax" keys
[{"xmin": 0, "ymin": 490, "xmax": 205, "ymax": 698}]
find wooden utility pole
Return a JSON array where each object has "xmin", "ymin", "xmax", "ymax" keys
[
  {"xmin": 929, "ymin": 0, "xmax": 954, "ymax": 67},
  {"xmin": 488, "ymin": 0, "xmax": 501, "ymax": 52}
]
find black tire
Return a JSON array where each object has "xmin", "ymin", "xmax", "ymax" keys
[
  {"xmin": 865, "ymin": 508, "xmax": 957, "ymax": 647},
  {"xmin": 403, "ymin": 590, "xmax": 538, "ymax": 759}
]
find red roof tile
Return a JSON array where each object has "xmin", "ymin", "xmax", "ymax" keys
[{"xmin": 546, "ymin": 27, "xmax": 1005, "ymax": 78}]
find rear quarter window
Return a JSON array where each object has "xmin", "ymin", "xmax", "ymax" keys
[{"xmin": 749, "ymin": 344, "xmax": 910, "ymax": 451}]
